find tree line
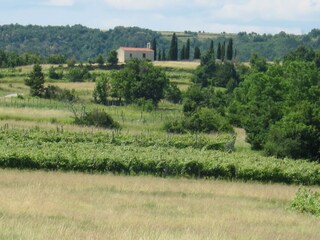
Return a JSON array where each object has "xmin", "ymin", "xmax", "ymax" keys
[{"xmin": 0, "ymin": 24, "xmax": 319, "ymax": 62}]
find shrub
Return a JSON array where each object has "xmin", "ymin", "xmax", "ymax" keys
[
  {"xmin": 291, "ymin": 188, "xmax": 320, "ymax": 217},
  {"xmin": 48, "ymin": 66, "xmax": 63, "ymax": 80},
  {"xmin": 67, "ymin": 67, "xmax": 91, "ymax": 82},
  {"xmin": 93, "ymin": 76, "xmax": 109, "ymax": 105},
  {"xmin": 165, "ymin": 82, "xmax": 182, "ymax": 103},
  {"xmin": 74, "ymin": 109, "xmax": 120, "ymax": 129},
  {"xmin": 164, "ymin": 108, "xmax": 233, "ymax": 134},
  {"xmin": 43, "ymin": 85, "xmax": 77, "ymax": 102},
  {"xmin": 163, "ymin": 119, "xmax": 186, "ymax": 134}
]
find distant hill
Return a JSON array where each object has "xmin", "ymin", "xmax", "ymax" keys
[{"xmin": 0, "ymin": 24, "xmax": 319, "ymax": 61}]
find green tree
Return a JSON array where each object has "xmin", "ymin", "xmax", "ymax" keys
[
  {"xmin": 209, "ymin": 40, "xmax": 214, "ymax": 52},
  {"xmin": 96, "ymin": 54, "xmax": 105, "ymax": 67},
  {"xmin": 250, "ymin": 54, "xmax": 268, "ymax": 72},
  {"xmin": 221, "ymin": 41, "xmax": 226, "ymax": 62},
  {"xmin": 169, "ymin": 33, "xmax": 178, "ymax": 61},
  {"xmin": 186, "ymin": 39, "xmax": 191, "ymax": 60},
  {"xmin": 152, "ymin": 38, "xmax": 157, "ymax": 61},
  {"xmin": 48, "ymin": 66, "xmax": 63, "ymax": 80},
  {"xmin": 180, "ymin": 45, "xmax": 186, "ymax": 60},
  {"xmin": 194, "ymin": 47, "xmax": 201, "ymax": 59},
  {"xmin": 107, "ymin": 50, "xmax": 118, "ymax": 66},
  {"xmin": 162, "ymin": 49, "xmax": 166, "ymax": 61},
  {"xmin": 111, "ymin": 59, "xmax": 168, "ymax": 106},
  {"xmin": 93, "ymin": 75, "xmax": 109, "ymax": 105},
  {"xmin": 25, "ymin": 64, "xmax": 45, "ymax": 97},
  {"xmin": 217, "ymin": 42, "xmax": 221, "ymax": 60},
  {"xmin": 227, "ymin": 38, "xmax": 233, "ymax": 61}
]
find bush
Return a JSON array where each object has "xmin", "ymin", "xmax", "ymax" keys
[
  {"xmin": 74, "ymin": 109, "xmax": 120, "ymax": 129},
  {"xmin": 43, "ymin": 85, "xmax": 77, "ymax": 102},
  {"xmin": 67, "ymin": 67, "xmax": 91, "ymax": 82},
  {"xmin": 291, "ymin": 188, "xmax": 320, "ymax": 217},
  {"xmin": 164, "ymin": 108, "xmax": 234, "ymax": 134},
  {"xmin": 264, "ymin": 112, "xmax": 320, "ymax": 160},
  {"xmin": 136, "ymin": 98, "xmax": 155, "ymax": 112},
  {"xmin": 163, "ymin": 119, "xmax": 186, "ymax": 134},
  {"xmin": 165, "ymin": 82, "xmax": 182, "ymax": 103},
  {"xmin": 48, "ymin": 66, "xmax": 63, "ymax": 80},
  {"xmin": 184, "ymin": 108, "xmax": 233, "ymax": 133}
]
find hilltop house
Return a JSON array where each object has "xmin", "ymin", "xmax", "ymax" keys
[{"xmin": 117, "ymin": 46, "xmax": 154, "ymax": 63}]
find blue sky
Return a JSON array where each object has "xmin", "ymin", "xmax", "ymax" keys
[{"xmin": 0, "ymin": 0, "xmax": 319, "ymax": 34}]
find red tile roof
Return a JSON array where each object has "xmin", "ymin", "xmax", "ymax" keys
[{"xmin": 119, "ymin": 47, "xmax": 154, "ymax": 52}]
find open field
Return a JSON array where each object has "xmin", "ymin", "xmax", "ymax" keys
[
  {"xmin": 154, "ymin": 61, "xmax": 200, "ymax": 69},
  {"xmin": 0, "ymin": 62, "xmax": 319, "ymax": 239},
  {"xmin": 0, "ymin": 169, "xmax": 319, "ymax": 240}
]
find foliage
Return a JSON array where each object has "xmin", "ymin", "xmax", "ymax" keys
[
  {"xmin": 0, "ymin": 49, "xmax": 41, "ymax": 68},
  {"xmin": 284, "ymin": 46, "xmax": 316, "ymax": 62},
  {"xmin": 231, "ymin": 59, "xmax": 320, "ymax": 159},
  {"xmin": 194, "ymin": 46, "xmax": 201, "ymax": 59},
  {"xmin": 250, "ymin": 54, "xmax": 268, "ymax": 72},
  {"xmin": 194, "ymin": 50, "xmax": 239, "ymax": 88},
  {"xmin": 74, "ymin": 108, "xmax": 120, "ymax": 129},
  {"xmin": 66, "ymin": 67, "xmax": 91, "ymax": 82},
  {"xmin": 1, "ymin": 126, "xmax": 320, "ymax": 185},
  {"xmin": 93, "ymin": 75, "xmax": 109, "ymax": 105},
  {"xmin": 43, "ymin": 85, "xmax": 78, "ymax": 102},
  {"xmin": 47, "ymin": 54, "xmax": 66, "ymax": 64},
  {"xmin": 226, "ymin": 38, "xmax": 233, "ymax": 61},
  {"xmin": 1, "ymin": 25, "xmax": 320, "ymax": 62},
  {"xmin": 110, "ymin": 59, "xmax": 168, "ymax": 106},
  {"xmin": 184, "ymin": 107, "xmax": 233, "ymax": 133},
  {"xmin": 48, "ymin": 66, "xmax": 63, "ymax": 79},
  {"xmin": 169, "ymin": 33, "xmax": 178, "ymax": 61},
  {"xmin": 291, "ymin": 188, "xmax": 320, "ymax": 217},
  {"xmin": 183, "ymin": 85, "xmax": 228, "ymax": 115},
  {"xmin": 95, "ymin": 54, "xmax": 105, "ymax": 67},
  {"xmin": 164, "ymin": 82, "xmax": 182, "ymax": 103},
  {"xmin": 24, "ymin": 64, "xmax": 45, "ymax": 97},
  {"xmin": 107, "ymin": 50, "xmax": 118, "ymax": 66},
  {"xmin": 165, "ymin": 107, "xmax": 233, "ymax": 134}
]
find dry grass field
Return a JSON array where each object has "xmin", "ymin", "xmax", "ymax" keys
[
  {"xmin": 154, "ymin": 61, "xmax": 200, "ymax": 69},
  {"xmin": 0, "ymin": 169, "xmax": 319, "ymax": 240}
]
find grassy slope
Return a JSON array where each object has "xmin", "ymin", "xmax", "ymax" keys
[{"xmin": 0, "ymin": 169, "xmax": 319, "ymax": 240}]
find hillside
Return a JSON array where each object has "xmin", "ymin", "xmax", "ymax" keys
[{"xmin": 0, "ymin": 24, "xmax": 320, "ymax": 61}]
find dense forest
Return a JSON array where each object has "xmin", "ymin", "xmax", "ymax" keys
[{"xmin": 0, "ymin": 24, "xmax": 320, "ymax": 62}]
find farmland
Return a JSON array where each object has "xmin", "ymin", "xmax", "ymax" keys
[
  {"xmin": 1, "ymin": 60, "xmax": 320, "ymax": 239},
  {"xmin": 1, "ymin": 62, "xmax": 320, "ymax": 184},
  {"xmin": 0, "ymin": 169, "xmax": 320, "ymax": 240}
]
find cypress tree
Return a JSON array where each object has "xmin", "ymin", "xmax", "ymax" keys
[
  {"xmin": 209, "ymin": 40, "xmax": 214, "ymax": 52},
  {"xmin": 217, "ymin": 42, "xmax": 221, "ymax": 60},
  {"xmin": 194, "ymin": 47, "xmax": 201, "ymax": 59},
  {"xmin": 169, "ymin": 33, "xmax": 178, "ymax": 61},
  {"xmin": 226, "ymin": 38, "xmax": 233, "ymax": 61},
  {"xmin": 186, "ymin": 39, "xmax": 191, "ymax": 60},
  {"xmin": 181, "ymin": 45, "xmax": 186, "ymax": 60},
  {"xmin": 158, "ymin": 51, "xmax": 161, "ymax": 61},
  {"xmin": 221, "ymin": 41, "xmax": 226, "ymax": 62},
  {"xmin": 162, "ymin": 49, "xmax": 166, "ymax": 61},
  {"xmin": 152, "ymin": 38, "xmax": 157, "ymax": 61}
]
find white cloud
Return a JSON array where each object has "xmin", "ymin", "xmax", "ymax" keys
[
  {"xmin": 103, "ymin": 0, "xmax": 184, "ymax": 10},
  {"xmin": 46, "ymin": 0, "xmax": 75, "ymax": 6},
  {"xmin": 214, "ymin": 0, "xmax": 320, "ymax": 21}
]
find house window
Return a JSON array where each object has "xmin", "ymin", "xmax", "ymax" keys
[
  {"xmin": 130, "ymin": 53, "xmax": 133, "ymax": 58},
  {"xmin": 143, "ymin": 53, "xmax": 146, "ymax": 58}
]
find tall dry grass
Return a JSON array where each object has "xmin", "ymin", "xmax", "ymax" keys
[{"xmin": 0, "ymin": 170, "xmax": 319, "ymax": 240}]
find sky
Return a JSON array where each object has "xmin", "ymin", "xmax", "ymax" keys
[{"xmin": 0, "ymin": 0, "xmax": 320, "ymax": 34}]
